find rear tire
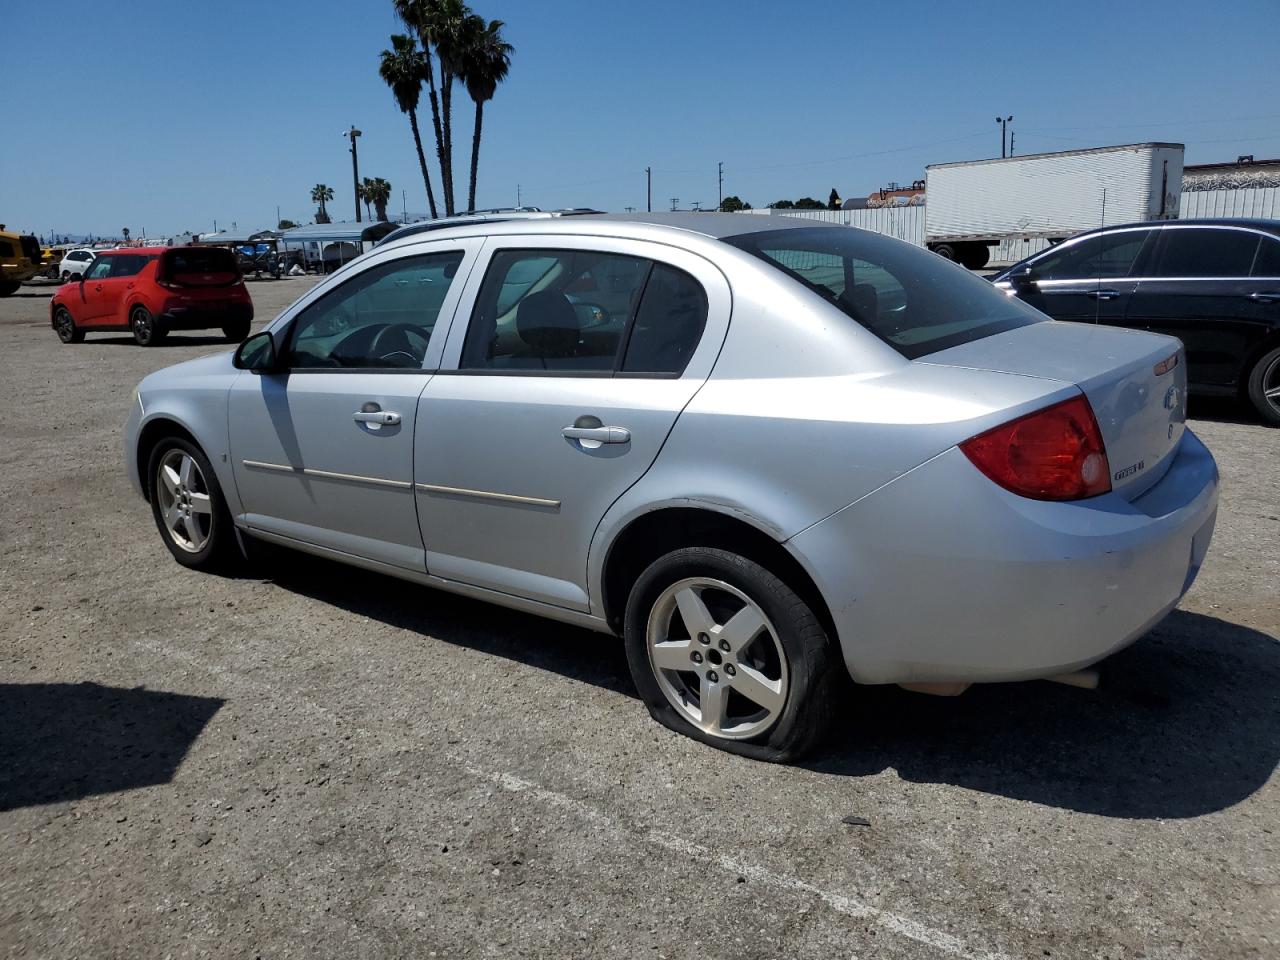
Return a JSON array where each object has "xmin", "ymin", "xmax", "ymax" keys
[
  {"xmin": 61, "ymin": 270, "xmax": 71, "ymax": 281},
  {"xmin": 53, "ymin": 306, "xmax": 83, "ymax": 343},
  {"xmin": 623, "ymin": 546, "xmax": 839, "ymax": 762},
  {"xmin": 1245, "ymin": 345, "xmax": 1280, "ymax": 426},
  {"xmin": 960, "ymin": 245, "xmax": 991, "ymax": 270},
  {"xmin": 131, "ymin": 306, "xmax": 165, "ymax": 346},
  {"xmin": 932, "ymin": 243, "xmax": 958, "ymax": 262},
  {"xmin": 222, "ymin": 318, "xmax": 251, "ymax": 342},
  {"xmin": 146, "ymin": 437, "xmax": 237, "ymax": 571}
]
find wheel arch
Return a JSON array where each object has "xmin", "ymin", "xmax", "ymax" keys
[
  {"xmin": 135, "ymin": 416, "xmax": 201, "ymax": 502},
  {"xmin": 1238, "ymin": 327, "xmax": 1280, "ymax": 393},
  {"xmin": 598, "ymin": 505, "xmax": 838, "ymax": 648}
]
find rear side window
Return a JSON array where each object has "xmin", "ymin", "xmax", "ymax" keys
[
  {"xmin": 1250, "ymin": 237, "xmax": 1280, "ymax": 277},
  {"xmin": 461, "ymin": 249, "xmax": 708, "ymax": 375},
  {"xmin": 1028, "ymin": 230, "xmax": 1150, "ymax": 280},
  {"xmin": 107, "ymin": 254, "xmax": 150, "ymax": 278},
  {"xmin": 726, "ymin": 227, "xmax": 1040, "ymax": 360},
  {"xmin": 1152, "ymin": 228, "xmax": 1260, "ymax": 278}
]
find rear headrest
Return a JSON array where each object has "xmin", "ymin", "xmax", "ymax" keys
[{"xmin": 516, "ymin": 291, "xmax": 579, "ymax": 358}]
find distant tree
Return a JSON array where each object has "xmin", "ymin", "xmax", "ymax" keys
[
  {"xmin": 122, "ymin": 227, "xmax": 131, "ymax": 243},
  {"xmin": 459, "ymin": 14, "xmax": 514, "ymax": 213},
  {"xmin": 768, "ymin": 199, "xmax": 796, "ymax": 209},
  {"xmin": 364, "ymin": 177, "xmax": 393, "ymax": 221},
  {"xmin": 277, "ymin": 219, "xmax": 298, "ymax": 230},
  {"xmin": 311, "ymin": 184, "xmax": 334, "ymax": 224},
  {"xmin": 359, "ymin": 179, "xmax": 374, "ymax": 221},
  {"xmin": 380, "ymin": 33, "xmax": 439, "ymax": 219},
  {"xmin": 828, "ymin": 188, "xmax": 842, "ymax": 209},
  {"xmin": 720, "ymin": 195, "xmax": 751, "ymax": 212},
  {"xmin": 794, "ymin": 197, "xmax": 825, "ymax": 209}
]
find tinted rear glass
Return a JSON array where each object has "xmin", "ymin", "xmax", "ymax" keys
[
  {"xmin": 724, "ymin": 227, "xmax": 1041, "ymax": 360},
  {"xmin": 1153, "ymin": 228, "xmax": 1260, "ymax": 278},
  {"xmin": 166, "ymin": 248, "xmax": 238, "ymax": 275}
]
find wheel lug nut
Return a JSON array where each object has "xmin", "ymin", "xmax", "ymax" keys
[
  {"xmin": 707, "ymin": 670, "xmax": 719, "ymax": 683},
  {"xmin": 697, "ymin": 633, "xmax": 710, "ymax": 645},
  {"xmin": 691, "ymin": 651, "xmax": 703, "ymax": 664},
  {"xmin": 725, "ymin": 664, "xmax": 736, "ymax": 677},
  {"xmin": 718, "ymin": 639, "xmax": 730, "ymax": 652}
]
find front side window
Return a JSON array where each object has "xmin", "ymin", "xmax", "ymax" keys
[
  {"xmin": 285, "ymin": 251, "xmax": 464, "ymax": 369},
  {"xmin": 1029, "ymin": 230, "xmax": 1150, "ymax": 281},
  {"xmin": 726, "ymin": 227, "xmax": 1040, "ymax": 360},
  {"xmin": 85, "ymin": 258, "xmax": 112, "ymax": 280},
  {"xmin": 1153, "ymin": 228, "xmax": 1260, "ymax": 278}
]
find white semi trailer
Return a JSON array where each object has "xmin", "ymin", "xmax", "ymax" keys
[{"xmin": 923, "ymin": 143, "xmax": 1184, "ymax": 268}]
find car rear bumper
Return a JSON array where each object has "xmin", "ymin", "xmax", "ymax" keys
[
  {"xmin": 159, "ymin": 302, "xmax": 252, "ymax": 330},
  {"xmin": 789, "ymin": 429, "xmax": 1219, "ymax": 685}
]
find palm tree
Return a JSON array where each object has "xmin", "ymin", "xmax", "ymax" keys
[
  {"xmin": 359, "ymin": 179, "xmax": 374, "ymax": 221},
  {"xmin": 379, "ymin": 34, "xmax": 438, "ymax": 219},
  {"xmin": 460, "ymin": 15, "xmax": 513, "ymax": 213},
  {"xmin": 310, "ymin": 184, "xmax": 334, "ymax": 224},
  {"xmin": 395, "ymin": 0, "xmax": 468, "ymax": 215},
  {"xmin": 365, "ymin": 178, "xmax": 392, "ymax": 221}
]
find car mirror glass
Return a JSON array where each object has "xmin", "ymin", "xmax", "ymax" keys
[{"xmin": 233, "ymin": 331, "xmax": 277, "ymax": 372}]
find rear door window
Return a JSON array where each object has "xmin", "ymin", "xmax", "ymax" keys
[
  {"xmin": 620, "ymin": 263, "xmax": 708, "ymax": 375},
  {"xmin": 1151, "ymin": 228, "xmax": 1260, "ymax": 278},
  {"xmin": 1250, "ymin": 237, "xmax": 1280, "ymax": 278},
  {"xmin": 726, "ymin": 226, "xmax": 1041, "ymax": 360},
  {"xmin": 107, "ymin": 254, "xmax": 150, "ymax": 278}
]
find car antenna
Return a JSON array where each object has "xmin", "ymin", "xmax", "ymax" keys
[{"xmin": 1095, "ymin": 188, "xmax": 1106, "ymax": 326}]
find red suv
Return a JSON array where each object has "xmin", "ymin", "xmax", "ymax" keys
[{"xmin": 51, "ymin": 246, "xmax": 254, "ymax": 346}]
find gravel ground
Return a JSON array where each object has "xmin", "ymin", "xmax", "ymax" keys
[{"xmin": 1, "ymin": 277, "xmax": 1277, "ymax": 960}]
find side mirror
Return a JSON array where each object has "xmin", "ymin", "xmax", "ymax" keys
[
  {"xmin": 233, "ymin": 331, "xmax": 278, "ymax": 372},
  {"xmin": 1008, "ymin": 266, "xmax": 1039, "ymax": 289}
]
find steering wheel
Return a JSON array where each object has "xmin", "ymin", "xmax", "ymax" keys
[{"xmin": 368, "ymin": 322, "xmax": 429, "ymax": 367}]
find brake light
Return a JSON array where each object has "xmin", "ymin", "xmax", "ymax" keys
[{"xmin": 960, "ymin": 395, "xmax": 1111, "ymax": 501}]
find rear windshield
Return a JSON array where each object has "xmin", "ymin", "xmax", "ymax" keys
[
  {"xmin": 723, "ymin": 227, "xmax": 1041, "ymax": 360},
  {"xmin": 165, "ymin": 248, "xmax": 238, "ymax": 275}
]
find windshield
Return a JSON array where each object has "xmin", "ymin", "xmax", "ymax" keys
[{"xmin": 723, "ymin": 227, "xmax": 1042, "ymax": 360}]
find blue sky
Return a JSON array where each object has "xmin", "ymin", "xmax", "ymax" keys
[{"xmin": 4, "ymin": 0, "xmax": 1278, "ymax": 238}]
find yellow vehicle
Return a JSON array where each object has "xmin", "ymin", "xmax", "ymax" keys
[{"xmin": 0, "ymin": 228, "xmax": 42, "ymax": 295}]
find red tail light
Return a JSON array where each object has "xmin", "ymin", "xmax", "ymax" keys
[{"xmin": 960, "ymin": 395, "xmax": 1111, "ymax": 501}]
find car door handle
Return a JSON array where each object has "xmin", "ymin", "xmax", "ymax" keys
[
  {"xmin": 1086, "ymin": 289, "xmax": 1120, "ymax": 301},
  {"xmin": 353, "ymin": 410, "xmax": 401, "ymax": 425},
  {"xmin": 1248, "ymin": 291, "xmax": 1280, "ymax": 303},
  {"xmin": 562, "ymin": 424, "xmax": 630, "ymax": 443}
]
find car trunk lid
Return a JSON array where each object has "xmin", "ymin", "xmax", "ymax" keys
[{"xmin": 920, "ymin": 320, "xmax": 1187, "ymax": 500}]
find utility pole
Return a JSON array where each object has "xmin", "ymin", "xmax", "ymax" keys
[
  {"xmin": 276, "ymin": 205, "xmax": 280, "ymax": 227},
  {"xmin": 645, "ymin": 167, "xmax": 652, "ymax": 213},
  {"xmin": 995, "ymin": 115, "xmax": 1012, "ymax": 159},
  {"xmin": 402, "ymin": 189, "xmax": 407, "ymax": 223},
  {"xmin": 345, "ymin": 126, "xmax": 363, "ymax": 222},
  {"xmin": 718, "ymin": 161, "xmax": 723, "ymax": 211},
  {"xmin": 517, "ymin": 183, "xmax": 521, "ymax": 206},
  {"xmin": 1009, "ymin": 130, "xmax": 1016, "ymax": 157}
]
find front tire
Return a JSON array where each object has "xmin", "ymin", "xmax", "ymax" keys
[
  {"xmin": 623, "ymin": 547, "xmax": 838, "ymax": 762},
  {"xmin": 146, "ymin": 438, "xmax": 236, "ymax": 570},
  {"xmin": 1246, "ymin": 345, "xmax": 1280, "ymax": 426},
  {"xmin": 131, "ymin": 306, "xmax": 165, "ymax": 346},
  {"xmin": 53, "ymin": 306, "xmax": 83, "ymax": 343}
]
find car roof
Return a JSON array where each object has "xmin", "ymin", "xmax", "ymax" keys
[
  {"xmin": 1084, "ymin": 217, "xmax": 1280, "ymax": 235},
  {"xmin": 97, "ymin": 247, "xmax": 169, "ymax": 255},
  {"xmin": 377, "ymin": 211, "xmax": 840, "ymax": 252}
]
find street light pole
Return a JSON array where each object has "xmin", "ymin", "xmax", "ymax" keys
[
  {"xmin": 345, "ymin": 126, "xmax": 363, "ymax": 222},
  {"xmin": 995, "ymin": 115, "xmax": 1013, "ymax": 159}
]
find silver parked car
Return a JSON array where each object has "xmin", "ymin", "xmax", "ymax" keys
[{"xmin": 124, "ymin": 213, "xmax": 1219, "ymax": 760}]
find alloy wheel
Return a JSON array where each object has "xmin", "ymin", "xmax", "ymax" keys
[
  {"xmin": 132, "ymin": 309, "xmax": 153, "ymax": 344},
  {"xmin": 646, "ymin": 577, "xmax": 788, "ymax": 740},
  {"xmin": 156, "ymin": 449, "xmax": 213, "ymax": 553},
  {"xmin": 53, "ymin": 309, "xmax": 75, "ymax": 343},
  {"xmin": 1264, "ymin": 354, "xmax": 1280, "ymax": 417}
]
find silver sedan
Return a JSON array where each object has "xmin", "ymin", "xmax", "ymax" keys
[{"xmin": 124, "ymin": 213, "xmax": 1219, "ymax": 760}]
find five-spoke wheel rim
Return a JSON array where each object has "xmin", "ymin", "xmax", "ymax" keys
[
  {"xmin": 156, "ymin": 450, "xmax": 213, "ymax": 553},
  {"xmin": 646, "ymin": 577, "xmax": 788, "ymax": 740},
  {"xmin": 54, "ymin": 309, "xmax": 74, "ymax": 342},
  {"xmin": 1264, "ymin": 354, "xmax": 1280, "ymax": 416}
]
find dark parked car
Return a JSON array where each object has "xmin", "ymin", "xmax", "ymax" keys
[{"xmin": 993, "ymin": 219, "xmax": 1280, "ymax": 424}]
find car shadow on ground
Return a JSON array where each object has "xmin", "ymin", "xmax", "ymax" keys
[
  {"xmin": 1189, "ymin": 395, "xmax": 1262, "ymax": 426},
  {"xmin": 265, "ymin": 552, "xmax": 1278, "ymax": 820},
  {"xmin": 86, "ymin": 335, "xmax": 236, "ymax": 348},
  {"xmin": 0, "ymin": 682, "xmax": 224, "ymax": 812}
]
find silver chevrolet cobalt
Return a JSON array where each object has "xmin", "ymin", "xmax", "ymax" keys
[{"xmin": 125, "ymin": 214, "xmax": 1218, "ymax": 760}]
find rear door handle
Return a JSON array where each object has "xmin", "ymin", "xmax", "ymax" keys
[
  {"xmin": 1086, "ymin": 289, "xmax": 1120, "ymax": 301},
  {"xmin": 1248, "ymin": 291, "xmax": 1280, "ymax": 303},
  {"xmin": 354, "ymin": 410, "xmax": 401, "ymax": 425},
  {"xmin": 562, "ymin": 423, "xmax": 630, "ymax": 444}
]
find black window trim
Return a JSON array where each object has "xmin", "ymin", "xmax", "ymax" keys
[
  {"xmin": 278, "ymin": 248, "xmax": 467, "ymax": 373},
  {"xmin": 455, "ymin": 245, "xmax": 705, "ymax": 379}
]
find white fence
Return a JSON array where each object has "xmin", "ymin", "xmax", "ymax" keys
[
  {"xmin": 1179, "ymin": 186, "xmax": 1279, "ymax": 219},
  {"xmin": 754, "ymin": 184, "xmax": 1277, "ymax": 266}
]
